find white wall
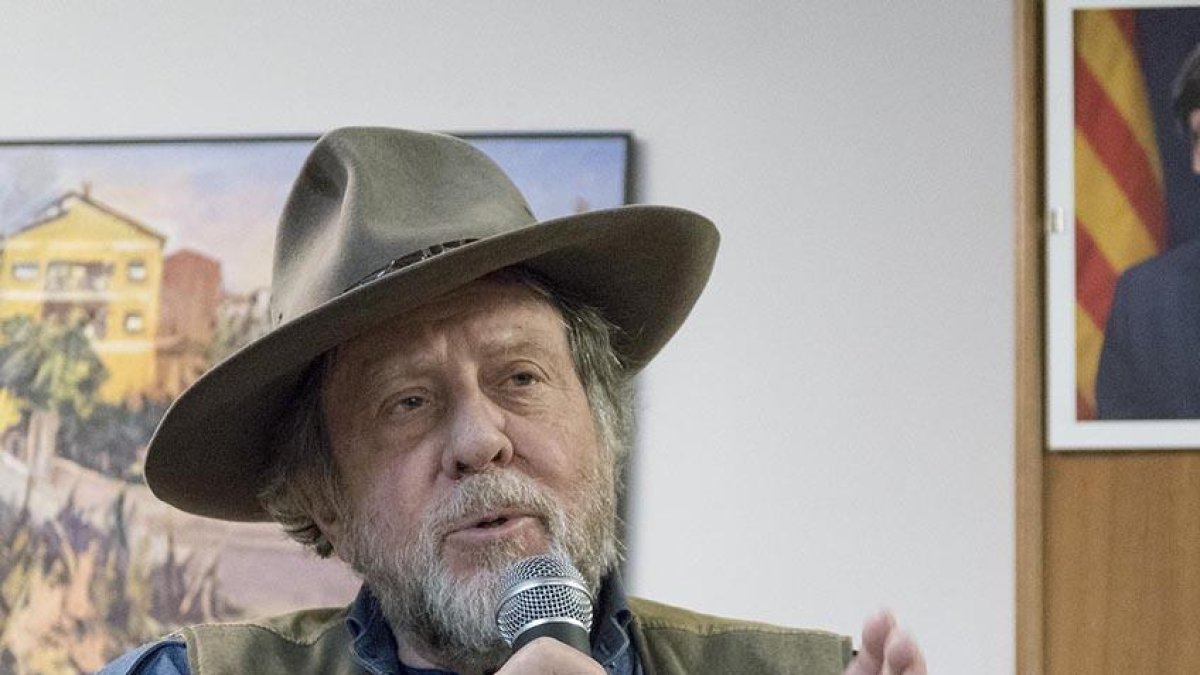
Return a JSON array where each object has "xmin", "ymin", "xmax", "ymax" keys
[{"xmin": 0, "ymin": 2, "xmax": 1014, "ymax": 672}]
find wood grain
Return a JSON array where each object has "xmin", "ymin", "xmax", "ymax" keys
[
  {"xmin": 1015, "ymin": 2, "xmax": 1200, "ymax": 673},
  {"xmin": 1014, "ymin": 1, "xmax": 1045, "ymax": 673},
  {"xmin": 1044, "ymin": 452, "xmax": 1200, "ymax": 674}
]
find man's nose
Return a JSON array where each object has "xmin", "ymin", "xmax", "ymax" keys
[{"xmin": 442, "ymin": 388, "xmax": 514, "ymax": 478}]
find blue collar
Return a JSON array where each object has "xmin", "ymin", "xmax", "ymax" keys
[{"xmin": 344, "ymin": 575, "xmax": 638, "ymax": 675}]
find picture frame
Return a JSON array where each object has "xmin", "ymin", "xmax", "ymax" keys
[
  {"xmin": 1045, "ymin": 0, "xmax": 1200, "ymax": 448},
  {"xmin": 0, "ymin": 131, "xmax": 633, "ymax": 671}
]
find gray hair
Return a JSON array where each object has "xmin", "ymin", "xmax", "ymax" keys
[{"xmin": 257, "ymin": 270, "xmax": 634, "ymax": 558}]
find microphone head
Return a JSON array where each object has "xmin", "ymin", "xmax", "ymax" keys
[{"xmin": 495, "ymin": 553, "xmax": 594, "ymax": 648}]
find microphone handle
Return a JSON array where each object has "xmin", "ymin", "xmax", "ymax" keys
[{"xmin": 511, "ymin": 619, "xmax": 591, "ymax": 655}]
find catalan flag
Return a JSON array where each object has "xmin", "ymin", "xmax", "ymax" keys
[{"xmin": 1074, "ymin": 9, "xmax": 1166, "ymax": 419}]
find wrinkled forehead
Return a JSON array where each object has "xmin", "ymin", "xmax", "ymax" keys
[
  {"xmin": 400, "ymin": 273, "xmax": 558, "ymax": 326},
  {"xmin": 327, "ymin": 274, "xmax": 568, "ymax": 373}
]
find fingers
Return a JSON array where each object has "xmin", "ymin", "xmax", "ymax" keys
[
  {"xmin": 843, "ymin": 610, "xmax": 926, "ymax": 675},
  {"xmin": 862, "ymin": 610, "xmax": 896, "ymax": 661},
  {"xmin": 843, "ymin": 610, "xmax": 893, "ymax": 675},
  {"xmin": 495, "ymin": 637, "xmax": 606, "ymax": 675},
  {"xmin": 882, "ymin": 626, "xmax": 926, "ymax": 675}
]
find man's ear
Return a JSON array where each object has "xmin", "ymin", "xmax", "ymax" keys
[{"xmin": 311, "ymin": 499, "xmax": 345, "ymax": 560}]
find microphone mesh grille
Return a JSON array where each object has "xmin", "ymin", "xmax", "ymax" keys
[{"xmin": 495, "ymin": 554, "xmax": 594, "ymax": 645}]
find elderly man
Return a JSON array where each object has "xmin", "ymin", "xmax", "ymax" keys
[{"xmin": 101, "ymin": 127, "xmax": 924, "ymax": 674}]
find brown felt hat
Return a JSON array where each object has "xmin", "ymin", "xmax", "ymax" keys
[{"xmin": 144, "ymin": 127, "xmax": 718, "ymax": 522}]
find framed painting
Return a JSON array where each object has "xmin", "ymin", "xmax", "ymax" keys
[
  {"xmin": 1046, "ymin": 0, "xmax": 1200, "ymax": 448},
  {"xmin": 0, "ymin": 131, "xmax": 632, "ymax": 671}
]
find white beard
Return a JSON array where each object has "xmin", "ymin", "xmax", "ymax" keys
[{"xmin": 336, "ymin": 467, "xmax": 619, "ymax": 673}]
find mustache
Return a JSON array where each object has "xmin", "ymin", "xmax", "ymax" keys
[{"xmin": 421, "ymin": 471, "xmax": 562, "ymax": 541}]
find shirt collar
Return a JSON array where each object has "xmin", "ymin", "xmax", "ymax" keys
[
  {"xmin": 591, "ymin": 573, "xmax": 636, "ymax": 671},
  {"xmin": 344, "ymin": 574, "xmax": 636, "ymax": 675},
  {"xmin": 345, "ymin": 584, "xmax": 401, "ymax": 675}
]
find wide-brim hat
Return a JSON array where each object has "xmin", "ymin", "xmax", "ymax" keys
[{"xmin": 145, "ymin": 127, "xmax": 718, "ymax": 522}]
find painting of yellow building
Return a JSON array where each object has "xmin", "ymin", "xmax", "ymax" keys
[
  {"xmin": 0, "ymin": 135, "xmax": 628, "ymax": 673},
  {"xmin": 0, "ymin": 188, "xmax": 164, "ymax": 402}
]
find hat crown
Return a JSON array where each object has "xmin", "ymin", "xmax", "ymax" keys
[{"xmin": 269, "ymin": 127, "xmax": 536, "ymax": 326}]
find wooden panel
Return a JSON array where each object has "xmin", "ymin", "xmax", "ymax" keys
[
  {"xmin": 1045, "ymin": 453, "xmax": 1200, "ymax": 674},
  {"xmin": 1014, "ymin": 1, "xmax": 1045, "ymax": 673},
  {"xmin": 1016, "ymin": 3, "xmax": 1200, "ymax": 673}
]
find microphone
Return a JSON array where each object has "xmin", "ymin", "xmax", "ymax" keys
[{"xmin": 495, "ymin": 554, "xmax": 595, "ymax": 655}]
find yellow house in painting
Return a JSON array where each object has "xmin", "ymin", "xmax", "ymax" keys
[{"xmin": 0, "ymin": 190, "xmax": 165, "ymax": 402}]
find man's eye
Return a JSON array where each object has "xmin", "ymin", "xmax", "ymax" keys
[
  {"xmin": 388, "ymin": 395, "xmax": 426, "ymax": 413},
  {"xmin": 399, "ymin": 396, "xmax": 426, "ymax": 409},
  {"xmin": 510, "ymin": 371, "xmax": 538, "ymax": 386}
]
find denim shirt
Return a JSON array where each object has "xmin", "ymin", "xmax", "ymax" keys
[{"xmin": 98, "ymin": 576, "xmax": 640, "ymax": 675}]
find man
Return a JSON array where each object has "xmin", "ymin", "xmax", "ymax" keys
[
  {"xmin": 1098, "ymin": 42, "xmax": 1200, "ymax": 419},
  {"xmin": 101, "ymin": 127, "xmax": 925, "ymax": 674}
]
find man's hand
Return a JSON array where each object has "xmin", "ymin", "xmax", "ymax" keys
[
  {"xmin": 843, "ymin": 610, "xmax": 926, "ymax": 675},
  {"xmin": 495, "ymin": 637, "xmax": 605, "ymax": 675}
]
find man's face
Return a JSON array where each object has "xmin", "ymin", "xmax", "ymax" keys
[{"xmin": 318, "ymin": 277, "xmax": 618, "ymax": 668}]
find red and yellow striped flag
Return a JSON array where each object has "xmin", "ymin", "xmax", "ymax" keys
[{"xmin": 1074, "ymin": 9, "xmax": 1165, "ymax": 419}]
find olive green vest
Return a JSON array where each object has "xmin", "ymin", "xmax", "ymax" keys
[{"xmin": 179, "ymin": 597, "xmax": 852, "ymax": 674}]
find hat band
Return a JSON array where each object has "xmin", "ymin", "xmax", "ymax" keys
[{"xmin": 345, "ymin": 238, "xmax": 478, "ymax": 293}]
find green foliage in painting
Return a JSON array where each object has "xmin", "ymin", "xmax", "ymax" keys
[
  {"xmin": 0, "ymin": 315, "xmax": 107, "ymax": 417},
  {"xmin": 0, "ymin": 492, "xmax": 241, "ymax": 672}
]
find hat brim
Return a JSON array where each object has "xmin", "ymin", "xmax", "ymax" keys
[{"xmin": 144, "ymin": 205, "xmax": 718, "ymax": 521}]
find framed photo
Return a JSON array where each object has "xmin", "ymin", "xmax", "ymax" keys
[
  {"xmin": 0, "ymin": 131, "xmax": 632, "ymax": 671},
  {"xmin": 1046, "ymin": 0, "xmax": 1200, "ymax": 448}
]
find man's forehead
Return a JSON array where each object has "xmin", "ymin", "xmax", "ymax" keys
[{"xmin": 332, "ymin": 277, "xmax": 567, "ymax": 368}]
